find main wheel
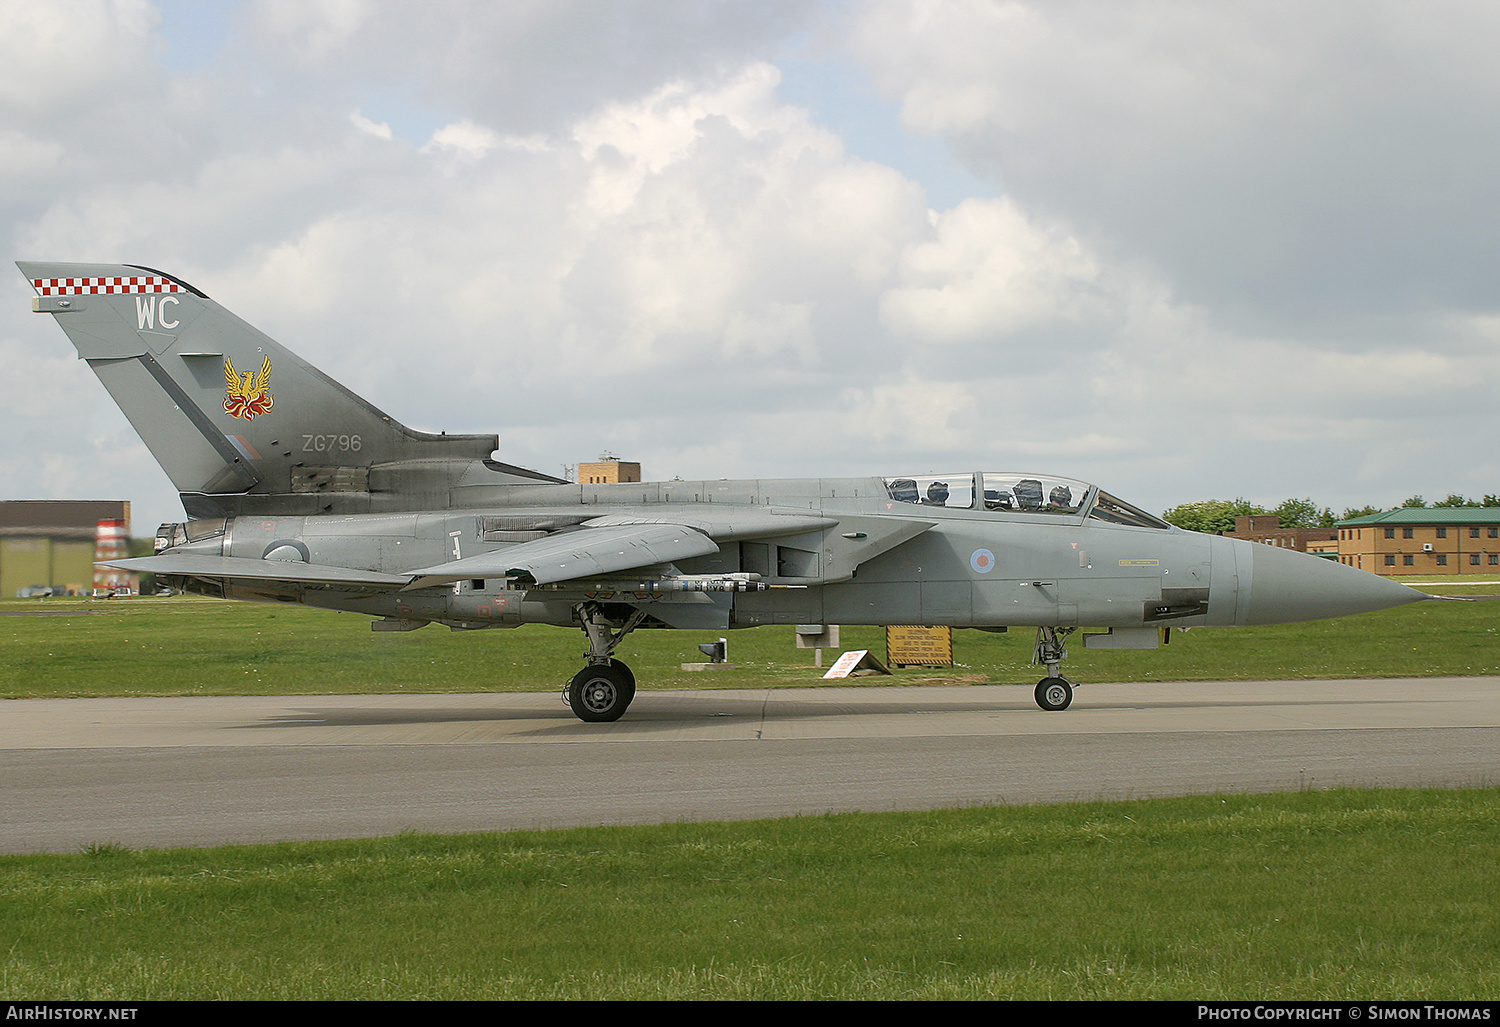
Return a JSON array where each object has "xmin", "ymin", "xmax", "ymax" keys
[
  {"xmin": 568, "ymin": 663, "xmax": 636, "ymax": 722},
  {"xmin": 1035, "ymin": 676, "xmax": 1073, "ymax": 711},
  {"xmin": 611, "ymin": 659, "xmax": 636, "ymax": 691}
]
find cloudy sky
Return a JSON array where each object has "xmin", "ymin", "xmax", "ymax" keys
[{"xmin": 4, "ymin": 0, "xmax": 1499, "ymax": 533}]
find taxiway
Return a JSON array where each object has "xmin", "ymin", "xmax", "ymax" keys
[{"xmin": 3, "ymin": 677, "xmax": 1497, "ymax": 853}]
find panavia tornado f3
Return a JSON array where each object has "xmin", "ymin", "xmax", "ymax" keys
[{"xmin": 19, "ymin": 261, "xmax": 1430, "ymax": 721}]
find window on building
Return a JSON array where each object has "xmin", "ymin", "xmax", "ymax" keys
[
  {"xmin": 1437, "ymin": 527, "xmax": 1448, "ymax": 538},
  {"xmin": 1491, "ymin": 554, "xmax": 1499, "ymax": 565},
  {"xmin": 1385, "ymin": 555, "xmax": 1396, "ymax": 566},
  {"xmin": 1403, "ymin": 554, "xmax": 1415, "ymax": 566},
  {"xmin": 1385, "ymin": 528, "xmax": 1396, "ymax": 539},
  {"xmin": 1472, "ymin": 528, "xmax": 1482, "ymax": 538},
  {"xmin": 1490, "ymin": 527, "xmax": 1499, "ymax": 539},
  {"xmin": 1471, "ymin": 554, "xmax": 1481, "ymax": 565},
  {"xmin": 1403, "ymin": 528, "xmax": 1414, "ymax": 539},
  {"xmin": 1436, "ymin": 554, "xmax": 1448, "ymax": 565}
]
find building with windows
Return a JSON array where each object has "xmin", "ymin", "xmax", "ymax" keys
[
  {"xmin": 0, "ymin": 500, "xmax": 133, "ymax": 596},
  {"xmin": 1335, "ymin": 508, "xmax": 1500, "ymax": 575},
  {"xmin": 577, "ymin": 455, "xmax": 641, "ymax": 484},
  {"xmin": 1224, "ymin": 514, "xmax": 1338, "ymax": 555}
]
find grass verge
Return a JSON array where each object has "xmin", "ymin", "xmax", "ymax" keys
[
  {"xmin": 1, "ymin": 788, "xmax": 1497, "ymax": 1000},
  {"xmin": 1, "ymin": 583, "xmax": 1497, "ymax": 699}
]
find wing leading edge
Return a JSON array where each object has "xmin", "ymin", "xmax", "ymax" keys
[
  {"xmin": 103, "ymin": 523, "xmax": 723, "ymax": 591},
  {"xmin": 402, "ymin": 523, "xmax": 721, "ymax": 590},
  {"xmin": 104, "ymin": 554, "xmax": 410, "ymax": 587}
]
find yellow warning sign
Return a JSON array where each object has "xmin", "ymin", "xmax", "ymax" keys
[{"xmin": 886, "ymin": 625, "xmax": 953, "ymax": 667}]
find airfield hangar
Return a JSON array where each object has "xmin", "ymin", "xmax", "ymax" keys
[{"xmin": 0, "ymin": 500, "xmax": 133, "ymax": 597}]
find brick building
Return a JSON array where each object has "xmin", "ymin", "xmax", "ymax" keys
[
  {"xmin": 577, "ymin": 455, "xmax": 641, "ymax": 484},
  {"xmin": 1224, "ymin": 515, "xmax": 1338, "ymax": 554},
  {"xmin": 1336, "ymin": 508, "xmax": 1500, "ymax": 575}
]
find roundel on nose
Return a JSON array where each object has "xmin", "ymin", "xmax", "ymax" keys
[{"xmin": 971, "ymin": 548, "xmax": 995, "ymax": 573}]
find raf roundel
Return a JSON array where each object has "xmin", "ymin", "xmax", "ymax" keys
[{"xmin": 970, "ymin": 548, "xmax": 996, "ymax": 574}]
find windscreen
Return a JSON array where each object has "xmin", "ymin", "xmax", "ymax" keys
[{"xmin": 1088, "ymin": 491, "xmax": 1172, "ymax": 530}]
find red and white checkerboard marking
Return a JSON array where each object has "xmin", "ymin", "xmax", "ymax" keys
[{"xmin": 31, "ymin": 276, "xmax": 181, "ymax": 296}]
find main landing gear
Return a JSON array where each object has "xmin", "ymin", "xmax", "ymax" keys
[
  {"xmin": 1033, "ymin": 627, "xmax": 1077, "ymax": 711},
  {"xmin": 567, "ymin": 662, "xmax": 636, "ymax": 722},
  {"xmin": 564, "ymin": 602, "xmax": 647, "ymax": 722}
]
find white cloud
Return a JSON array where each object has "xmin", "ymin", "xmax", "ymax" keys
[
  {"xmin": 6, "ymin": 1, "xmax": 1500, "ymax": 531},
  {"xmin": 880, "ymin": 197, "xmax": 1110, "ymax": 341},
  {"xmin": 349, "ymin": 109, "xmax": 392, "ymax": 140},
  {"xmin": 250, "ymin": 0, "xmax": 368, "ymax": 63},
  {"xmin": 421, "ymin": 120, "xmax": 504, "ymax": 158},
  {"xmin": 849, "ymin": 1, "xmax": 1500, "ymax": 331},
  {"xmin": 0, "ymin": 131, "xmax": 67, "ymax": 185},
  {"xmin": 0, "ymin": 0, "xmax": 160, "ymax": 116}
]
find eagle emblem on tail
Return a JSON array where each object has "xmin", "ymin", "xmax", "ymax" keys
[{"xmin": 223, "ymin": 356, "xmax": 274, "ymax": 420}]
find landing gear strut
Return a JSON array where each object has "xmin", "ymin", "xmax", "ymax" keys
[
  {"xmin": 1032, "ymin": 627, "xmax": 1077, "ymax": 711},
  {"xmin": 564, "ymin": 602, "xmax": 647, "ymax": 722}
]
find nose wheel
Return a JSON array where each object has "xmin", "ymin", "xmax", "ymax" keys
[
  {"xmin": 1032, "ymin": 627, "xmax": 1078, "ymax": 711},
  {"xmin": 1034, "ymin": 676, "xmax": 1073, "ymax": 711}
]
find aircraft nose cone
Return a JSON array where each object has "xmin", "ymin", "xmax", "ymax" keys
[{"xmin": 1239, "ymin": 541, "xmax": 1429, "ymax": 625}]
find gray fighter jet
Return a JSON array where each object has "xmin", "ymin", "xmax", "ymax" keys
[{"xmin": 19, "ymin": 261, "xmax": 1429, "ymax": 720}]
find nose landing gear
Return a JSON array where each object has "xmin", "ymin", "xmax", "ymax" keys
[{"xmin": 1033, "ymin": 627, "xmax": 1077, "ymax": 711}]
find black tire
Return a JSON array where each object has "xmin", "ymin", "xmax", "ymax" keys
[
  {"xmin": 1035, "ymin": 676, "xmax": 1073, "ymax": 712},
  {"xmin": 611, "ymin": 659, "xmax": 636, "ymax": 692},
  {"xmin": 568, "ymin": 663, "xmax": 635, "ymax": 722}
]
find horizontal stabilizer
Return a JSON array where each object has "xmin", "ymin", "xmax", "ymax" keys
[
  {"xmin": 403, "ymin": 523, "xmax": 720, "ymax": 589},
  {"xmin": 103, "ymin": 554, "xmax": 410, "ymax": 587}
]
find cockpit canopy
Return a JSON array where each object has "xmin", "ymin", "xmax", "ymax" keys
[{"xmin": 883, "ymin": 473, "xmax": 1171, "ymax": 529}]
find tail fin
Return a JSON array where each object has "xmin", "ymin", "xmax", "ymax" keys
[{"xmin": 20, "ymin": 261, "xmax": 557, "ymax": 518}]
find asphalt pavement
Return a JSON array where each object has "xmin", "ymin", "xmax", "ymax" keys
[{"xmin": 3, "ymin": 677, "xmax": 1498, "ymax": 853}]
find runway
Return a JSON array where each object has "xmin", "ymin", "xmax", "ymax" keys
[{"xmin": 3, "ymin": 677, "xmax": 1498, "ymax": 853}]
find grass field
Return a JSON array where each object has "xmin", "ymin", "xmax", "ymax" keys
[
  {"xmin": 1, "ymin": 789, "xmax": 1497, "ymax": 1000},
  {"xmin": 1, "ymin": 578, "xmax": 1497, "ymax": 698}
]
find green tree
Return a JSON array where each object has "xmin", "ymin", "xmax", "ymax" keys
[
  {"xmin": 1270, "ymin": 497, "xmax": 1334, "ymax": 529},
  {"xmin": 1161, "ymin": 498, "xmax": 1264, "ymax": 535},
  {"xmin": 1400, "ymin": 495, "xmax": 1428, "ymax": 508},
  {"xmin": 1433, "ymin": 493, "xmax": 1480, "ymax": 508},
  {"xmin": 1341, "ymin": 505, "xmax": 1383, "ymax": 520}
]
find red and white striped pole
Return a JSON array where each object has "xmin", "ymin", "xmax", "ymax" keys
[{"xmin": 93, "ymin": 519, "xmax": 128, "ymax": 594}]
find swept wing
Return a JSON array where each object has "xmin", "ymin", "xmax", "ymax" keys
[
  {"xmin": 403, "ymin": 522, "xmax": 721, "ymax": 589},
  {"xmin": 105, "ymin": 554, "xmax": 409, "ymax": 587}
]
